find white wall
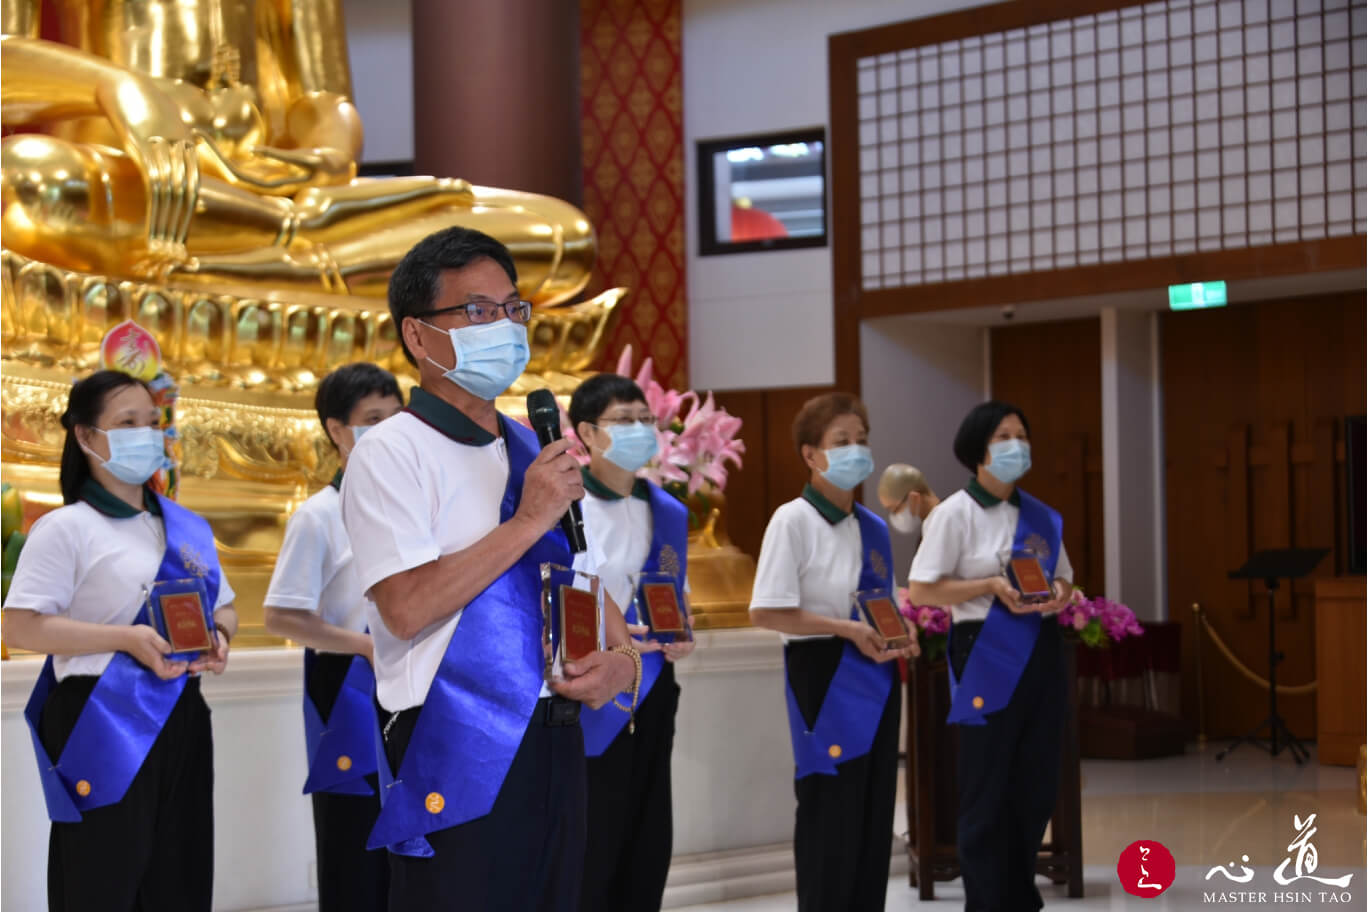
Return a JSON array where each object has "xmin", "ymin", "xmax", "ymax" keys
[
  {"xmin": 343, "ymin": 0, "xmax": 414, "ymax": 165},
  {"xmin": 682, "ymin": 0, "xmax": 993, "ymax": 391},
  {"xmin": 859, "ymin": 318, "xmax": 988, "ymax": 581}
]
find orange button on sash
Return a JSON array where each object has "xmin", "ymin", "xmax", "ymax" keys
[
  {"xmin": 972, "ymin": 696, "xmax": 985, "ymax": 709},
  {"xmin": 828, "ymin": 744, "xmax": 842, "ymax": 759},
  {"xmin": 75, "ymin": 780, "xmax": 91, "ymax": 797},
  {"xmin": 336, "ymin": 755, "xmax": 352, "ymax": 772},
  {"xmin": 425, "ymin": 792, "xmax": 445, "ymax": 814}
]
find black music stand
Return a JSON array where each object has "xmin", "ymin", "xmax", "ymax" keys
[{"xmin": 1217, "ymin": 548, "xmax": 1328, "ymax": 765}]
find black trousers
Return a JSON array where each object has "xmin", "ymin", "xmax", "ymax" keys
[
  {"xmin": 383, "ymin": 696, "xmax": 587, "ymax": 912},
  {"xmin": 787, "ymin": 638, "xmax": 901, "ymax": 912},
  {"xmin": 42, "ymin": 674, "xmax": 214, "ymax": 912},
  {"xmin": 307, "ymin": 652, "xmax": 389, "ymax": 912},
  {"xmin": 580, "ymin": 662, "xmax": 680, "ymax": 912},
  {"xmin": 950, "ymin": 621, "xmax": 1065, "ymax": 912}
]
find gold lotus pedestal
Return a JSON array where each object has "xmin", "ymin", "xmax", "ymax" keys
[{"xmin": 0, "ymin": 250, "xmax": 633, "ymax": 643}]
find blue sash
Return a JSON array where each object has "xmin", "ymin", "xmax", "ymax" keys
[
  {"xmin": 368, "ymin": 416, "xmax": 571, "ymax": 856},
  {"xmin": 302, "ymin": 649, "xmax": 378, "ymax": 796},
  {"xmin": 580, "ymin": 482, "xmax": 688, "ymax": 757},
  {"xmin": 783, "ymin": 503, "xmax": 896, "ymax": 779},
  {"xmin": 24, "ymin": 495, "xmax": 221, "ymax": 822},
  {"xmin": 946, "ymin": 488, "xmax": 1062, "ymax": 725}
]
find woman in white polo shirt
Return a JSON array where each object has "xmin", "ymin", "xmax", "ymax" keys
[
  {"xmin": 569, "ymin": 372, "xmax": 696, "ymax": 912},
  {"xmin": 749, "ymin": 392, "xmax": 917, "ymax": 912},
  {"xmin": 906, "ymin": 400, "xmax": 1073, "ymax": 912},
  {"xmin": 3, "ymin": 369, "xmax": 237, "ymax": 912},
  {"xmin": 264, "ymin": 362, "xmax": 402, "ymax": 912}
]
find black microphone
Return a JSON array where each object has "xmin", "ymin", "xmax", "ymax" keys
[{"xmin": 526, "ymin": 388, "xmax": 587, "ymax": 553}]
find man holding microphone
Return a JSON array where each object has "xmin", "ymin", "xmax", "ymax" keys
[{"xmin": 340, "ymin": 226, "xmax": 636, "ymax": 910}]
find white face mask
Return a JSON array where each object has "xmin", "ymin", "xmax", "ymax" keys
[{"xmin": 890, "ymin": 509, "xmax": 922, "ymax": 537}]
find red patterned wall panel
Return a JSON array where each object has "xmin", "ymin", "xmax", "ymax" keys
[{"xmin": 580, "ymin": 0, "xmax": 688, "ymax": 388}]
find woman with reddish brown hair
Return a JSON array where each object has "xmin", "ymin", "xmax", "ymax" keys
[{"xmin": 749, "ymin": 391, "xmax": 917, "ymax": 912}]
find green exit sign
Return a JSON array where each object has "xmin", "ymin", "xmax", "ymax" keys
[{"xmin": 1168, "ymin": 281, "xmax": 1228, "ymax": 310}]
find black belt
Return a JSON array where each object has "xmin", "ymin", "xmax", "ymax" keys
[
  {"xmin": 541, "ymin": 695, "xmax": 581, "ymax": 727},
  {"xmin": 383, "ymin": 694, "xmax": 580, "ymax": 744}
]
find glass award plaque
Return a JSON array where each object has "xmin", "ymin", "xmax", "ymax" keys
[
  {"xmin": 1006, "ymin": 555, "xmax": 1053, "ymax": 605},
  {"xmin": 148, "ymin": 578, "xmax": 214, "ymax": 653},
  {"xmin": 541, "ymin": 564, "xmax": 604, "ymax": 683},
  {"xmin": 852, "ymin": 588, "xmax": 909, "ymax": 649},
  {"xmin": 631, "ymin": 571, "xmax": 692, "ymax": 643}
]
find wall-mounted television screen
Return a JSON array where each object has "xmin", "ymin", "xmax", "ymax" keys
[{"xmin": 697, "ymin": 128, "xmax": 826, "ymax": 256}]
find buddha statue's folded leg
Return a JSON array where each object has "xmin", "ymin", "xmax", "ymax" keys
[
  {"xmin": 173, "ymin": 182, "xmax": 597, "ymax": 304},
  {"xmin": 2, "ymin": 134, "xmax": 304, "ymax": 274}
]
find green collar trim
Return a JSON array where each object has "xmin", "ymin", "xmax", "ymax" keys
[
  {"xmin": 79, "ymin": 477, "xmax": 161, "ymax": 518},
  {"xmin": 329, "ymin": 469, "xmax": 343, "ymax": 491},
  {"xmin": 581, "ymin": 466, "xmax": 650, "ymax": 502},
  {"xmin": 966, "ymin": 477, "xmax": 1020, "ymax": 508},
  {"xmin": 405, "ymin": 386, "xmax": 497, "ymax": 446},
  {"xmin": 801, "ymin": 483, "xmax": 851, "ymax": 525}
]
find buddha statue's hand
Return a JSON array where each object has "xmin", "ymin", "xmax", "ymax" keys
[
  {"xmin": 94, "ymin": 73, "xmax": 202, "ymax": 252},
  {"xmin": 132, "ymin": 134, "xmax": 200, "ymax": 253}
]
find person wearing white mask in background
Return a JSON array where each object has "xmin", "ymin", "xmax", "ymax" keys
[
  {"xmin": 750, "ymin": 392, "xmax": 918, "ymax": 912},
  {"xmin": 338, "ymin": 227, "xmax": 636, "ymax": 911},
  {"xmin": 263, "ymin": 362, "xmax": 402, "ymax": 912},
  {"xmin": 3, "ymin": 369, "xmax": 237, "ymax": 912},
  {"xmin": 906, "ymin": 400, "xmax": 1074, "ymax": 912},
  {"xmin": 876, "ymin": 463, "xmax": 940, "ymax": 552},
  {"xmin": 569, "ymin": 372, "xmax": 696, "ymax": 912}
]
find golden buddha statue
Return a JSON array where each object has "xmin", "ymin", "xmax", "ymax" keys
[
  {"xmin": 0, "ymin": 0, "xmax": 594, "ymax": 305},
  {"xmin": 0, "ymin": 0, "xmax": 659, "ymax": 643}
]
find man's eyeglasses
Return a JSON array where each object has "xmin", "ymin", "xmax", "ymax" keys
[
  {"xmin": 597, "ymin": 416, "xmax": 655, "ymax": 427},
  {"xmin": 416, "ymin": 298, "xmax": 533, "ymax": 325}
]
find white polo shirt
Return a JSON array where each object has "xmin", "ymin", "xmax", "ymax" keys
[
  {"xmin": 749, "ymin": 486, "xmax": 863, "ymax": 643},
  {"xmin": 573, "ymin": 471, "xmax": 652, "ymax": 615},
  {"xmin": 339, "ymin": 387, "xmax": 549, "ymax": 713},
  {"xmin": 4, "ymin": 481, "xmax": 236, "ymax": 680},
  {"xmin": 572, "ymin": 470, "xmax": 689, "ymax": 618},
  {"xmin": 909, "ymin": 481, "xmax": 1074, "ymax": 623},
  {"xmin": 264, "ymin": 479, "xmax": 367, "ymax": 644}
]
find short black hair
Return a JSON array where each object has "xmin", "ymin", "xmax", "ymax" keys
[
  {"xmin": 315, "ymin": 362, "xmax": 402, "ymax": 448},
  {"xmin": 59, "ymin": 370, "xmax": 152, "ymax": 504},
  {"xmin": 953, "ymin": 400, "xmax": 1031, "ymax": 472},
  {"xmin": 387, "ymin": 226, "xmax": 519, "ymax": 365},
  {"xmin": 569, "ymin": 373, "xmax": 648, "ymax": 431}
]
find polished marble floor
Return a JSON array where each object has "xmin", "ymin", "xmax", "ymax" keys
[{"xmin": 679, "ymin": 741, "xmax": 1367, "ymax": 910}]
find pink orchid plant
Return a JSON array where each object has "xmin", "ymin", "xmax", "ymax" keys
[
  {"xmin": 1055, "ymin": 586, "xmax": 1144, "ymax": 647},
  {"xmin": 896, "ymin": 584, "xmax": 1141, "ymax": 662},
  {"xmin": 896, "ymin": 589, "xmax": 951, "ymax": 662},
  {"xmin": 559, "ymin": 346, "xmax": 746, "ymax": 523}
]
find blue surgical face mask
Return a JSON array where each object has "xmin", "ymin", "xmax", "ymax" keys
[
  {"xmin": 986, "ymin": 438, "xmax": 1031, "ymax": 484},
  {"xmin": 821, "ymin": 444, "xmax": 874, "ymax": 491},
  {"xmin": 350, "ymin": 425, "xmax": 371, "ymax": 447},
  {"xmin": 423, "ymin": 319, "xmax": 530, "ymax": 401},
  {"xmin": 600, "ymin": 422, "xmax": 658, "ymax": 472},
  {"xmin": 84, "ymin": 426, "xmax": 165, "ymax": 485}
]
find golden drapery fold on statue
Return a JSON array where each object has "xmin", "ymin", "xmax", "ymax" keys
[{"xmin": 0, "ymin": 0, "xmax": 752, "ymax": 641}]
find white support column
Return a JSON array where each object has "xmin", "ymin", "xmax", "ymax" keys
[{"xmin": 1100, "ymin": 308, "xmax": 1168, "ymax": 621}]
